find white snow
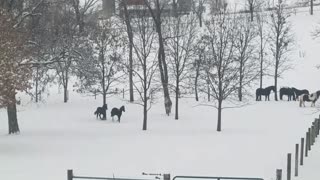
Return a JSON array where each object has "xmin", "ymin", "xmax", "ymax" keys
[{"xmin": 1, "ymin": 6, "xmax": 320, "ymax": 180}]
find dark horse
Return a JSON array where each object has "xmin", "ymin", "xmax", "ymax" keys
[
  {"xmin": 94, "ymin": 104, "xmax": 108, "ymax": 120},
  {"xmin": 292, "ymin": 87, "xmax": 309, "ymax": 101},
  {"xmin": 111, "ymin": 106, "xmax": 125, "ymax": 123},
  {"xmin": 256, "ymin": 86, "xmax": 276, "ymax": 101},
  {"xmin": 280, "ymin": 87, "xmax": 295, "ymax": 101}
]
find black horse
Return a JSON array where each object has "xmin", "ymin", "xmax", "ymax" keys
[
  {"xmin": 292, "ymin": 87, "xmax": 309, "ymax": 101},
  {"xmin": 94, "ymin": 104, "xmax": 108, "ymax": 120},
  {"xmin": 280, "ymin": 87, "xmax": 295, "ymax": 101},
  {"xmin": 256, "ymin": 86, "xmax": 276, "ymax": 101},
  {"xmin": 111, "ymin": 106, "xmax": 125, "ymax": 123}
]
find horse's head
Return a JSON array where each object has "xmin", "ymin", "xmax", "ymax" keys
[
  {"xmin": 120, "ymin": 106, "xmax": 125, "ymax": 112},
  {"xmin": 103, "ymin": 104, "xmax": 108, "ymax": 110},
  {"xmin": 271, "ymin": 86, "xmax": 276, "ymax": 93}
]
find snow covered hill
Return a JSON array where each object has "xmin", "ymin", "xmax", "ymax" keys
[{"xmin": 1, "ymin": 5, "xmax": 320, "ymax": 180}]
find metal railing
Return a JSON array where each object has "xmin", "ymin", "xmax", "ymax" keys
[{"xmin": 173, "ymin": 176, "xmax": 264, "ymax": 180}]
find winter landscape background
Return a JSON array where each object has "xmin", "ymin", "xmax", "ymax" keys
[{"xmin": 1, "ymin": 0, "xmax": 320, "ymax": 180}]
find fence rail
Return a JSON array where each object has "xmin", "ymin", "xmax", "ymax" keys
[{"xmin": 173, "ymin": 176, "xmax": 264, "ymax": 180}]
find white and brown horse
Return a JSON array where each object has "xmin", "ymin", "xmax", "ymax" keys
[{"xmin": 299, "ymin": 91, "xmax": 320, "ymax": 107}]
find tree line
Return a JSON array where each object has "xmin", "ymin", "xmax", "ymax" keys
[{"xmin": 0, "ymin": 0, "xmax": 294, "ymax": 133}]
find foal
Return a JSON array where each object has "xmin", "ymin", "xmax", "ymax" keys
[{"xmin": 111, "ymin": 106, "xmax": 125, "ymax": 123}]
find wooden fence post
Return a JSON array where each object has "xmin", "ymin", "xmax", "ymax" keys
[
  {"xmin": 308, "ymin": 128, "xmax": 311, "ymax": 151},
  {"xmin": 287, "ymin": 153, "xmax": 291, "ymax": 180},
  {"xmin": 163, "ymin": 174, "xmax": 171, "ymax": 180},
  {"xmin": 67, "ymin": 169, "xmax": 73, "ymax": 180},
  {"xmin": 305, "ymin": 132, "xmax": 309, "ymax": 157},
  {"xmin": 277, "ymin": 169, "xmax": 282, "ymax": 180},
  {"xmin": 295, "ymin": 144, "xmax": 299, "ymax": 176},
  {"xmin": 300, "ymin": 138, "xmax": 304, "ymax": 165},
  {"xmin": 311, "ymin": 123, "xmax": 315, "ymax": 145}
]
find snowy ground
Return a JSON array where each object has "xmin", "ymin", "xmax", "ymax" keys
[
  {"xmin": 0, "ymin": 91, "xmax": 319, "ymax": 180},
  {"xmin": 1, "ymin": 7, "xmax": 320, "ymax": 180}
]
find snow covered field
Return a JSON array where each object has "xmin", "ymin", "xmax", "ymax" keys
[{"xmin": 1, "ymin": 5, "xmax": 320, "ymax": 180}]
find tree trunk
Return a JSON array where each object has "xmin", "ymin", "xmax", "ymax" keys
[
  {"xmin": 260, "ymin": 35, "xmax": 263, "ymax": 89},
  {"xmin": 63, "ymin": 70, "xmax": 69, "ymax": 103},
  {"xmin": 145, "ymin": 0, "xmax": 172, "ymax": 115},
  {"xmin": 35, "ymin": 65, "xmax": 39, "ymax": 103},
  {"xmin": 129, "ymin": 41, "xmax": 134, "ymax": 102},
  {"xmin": 101, "ymin": 50, "xmax": 107, "ymax": 120},
  {"xmin": 250, "ymin": 4, "xmax": 254, "ymax": 22},
  {"xmin": 123, "ymin": 2, "xmax": 134, "ymax": 102},
  {"xmin": 195, "ymin": 57, "xmax": 200, "ymax": 101},
  {"xmin": 143, "ymin": 92, "xmax": 147, "ymax": 130},
  {"xmin": 239, "ymin": 63, "xmax": 243, "ymax": 101},
  {"xmin": 175, "ymin": 79, "xmax": 179, "ymax": 120},
  {"xmin": 217, "ymin": 99, "xmax": 222, "ymax": 132},
  {"xmin": 274, "ymin": 67, "xmax": 278, "ymax": 101},
  {"xmin": 311, "ymin": 0, "xmax": 313, "ymax": 15},
  {"xmin": 7, "ymin": 93, "xmax": 19, "ymax": 134}
]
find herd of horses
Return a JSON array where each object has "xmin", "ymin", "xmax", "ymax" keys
[
  {"xmin": 94, "ymin": 104, "xmax": 126, "ymax": 122},
  {"xmin": 256, "ymin": 86, "xmax": 320, "ymax": 107}
]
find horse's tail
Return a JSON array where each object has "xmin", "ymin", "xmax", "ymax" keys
[{"xmin": 94, "ymin": 110, "xmax": 97, "ymax": 115}]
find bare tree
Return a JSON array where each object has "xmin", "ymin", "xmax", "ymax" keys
[
  {"xmin": 203, "ymin": 11, "xmax": 239, "ymax": 132},
  {"xmin": 130, "ymin": 9, "xmax": 158, "ymax": 130},
  {"xmin": 269, "ymin": 0, "xmax": 294, "ymax": 101},
  {"xmin": 69, "ymin": 0, "xmax": 98, "ymax": 33},
  {"xmin": 256, "ymin": 4, "xmax": 269, "ymax": 89},
  {"xmin": 234, "ymin": 14, "xmax": 259, "ymax": 101},
  {"xmin": 192, "ymin": 0, "xmax": 206, "ymax": 27},
  {"xmin": 166, "ymin": 9, "xmax": 197, "ymax": 119},
  {"xmin": 78, "ymin": 18, "xmax": 125, "ymax": 119},
  {"xmin": 143, "ymin": 0, "xmax": 172, "ymax": 115}
]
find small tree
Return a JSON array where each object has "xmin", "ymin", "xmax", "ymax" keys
[
  {"xmin": 234, "ymin": 14, "xmax": 259, "ymax": 101},
  {"xmin": 269, "ymin": 0, "xmax": 294, "ymax": 101},
  {"xmin": 166, "ymin": 11, "xmax": 197, "ymax": 119},
  {"xmin": 256, "ymin": 2, "xmax": 270, "ymax": 89},
  {"xmin": 130, "ymin": 10, "xmax": 158, "ymax": 130},
  {"xmin": 76, "ymin": 18, "xmax": 125, "ymax": 120},
  {"xmin": 203, "ymin": 11, "xmax": 239, "ymax": 132}
]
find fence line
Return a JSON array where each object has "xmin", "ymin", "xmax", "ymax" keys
[{"xmin": 276, "ymin": 117, "xmax": 320, "ymax": 180}]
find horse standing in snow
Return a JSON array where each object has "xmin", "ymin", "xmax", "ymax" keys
[
  {"xmin": 292, "ymin": 87, "xmax": 309, "ymax": 101},
  {"xmin": 256, "ymin": 86, "xmax": 276, "ymax": 101},
  {"xmin": 111, "ymin": 106, "xmax": 125, "ymax": 123},
  {"xmin": 94, "ymin": 104, "xmax": 108, "ymax": 120},
  {"xmin": 299, "ymin": 91, "xmax": 320, "ymax": 107},
  {"xmin": 280, "ymin": 87, "xmax": 296, "ymax": 101}
]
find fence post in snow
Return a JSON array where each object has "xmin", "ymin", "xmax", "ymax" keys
[
  {"xmin": 67, "ymin": 169, "xmax": 73, "ymax": 180},
  {"xmin": 300, "ymin": 138, "xmax": 304, "ymax": 165},
  {"xmin": 163, "ymin": 174, "xmax": 171, "ymax": 180},
  {"xmin": 276, "ymin": 169, "xmax": 282, "ymax": 180},
  {"xmin": 308, "ymin": 128, "xmax": 311, "ymax": 151},
  {"xmin": 306, "ymin": 132, "xmax": 309, "ymax": 156},
  {"xmin": 295, "ymin": 144, "xmax": 299, "ymax": 176},
  {"xmin": 287, "ymin": 153, "xmax": 291, "ymax": 180}
]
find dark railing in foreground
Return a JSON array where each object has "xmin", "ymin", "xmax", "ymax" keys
[
  {"xmin": 68, "ymin": 170, "xmax": 264, "ymax": 180},
  {"xmin": 173, "ymin": 176, "xmax": 263, "ymax": 180}
]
